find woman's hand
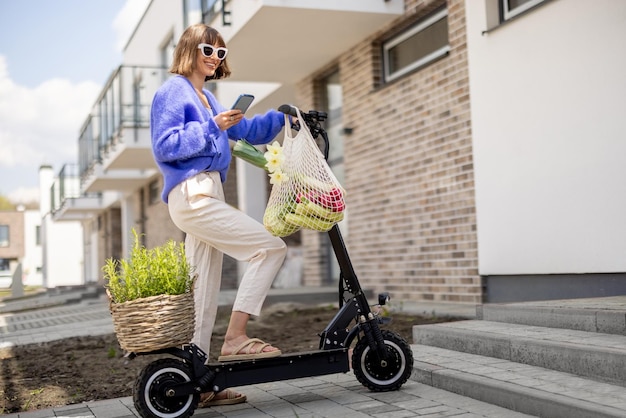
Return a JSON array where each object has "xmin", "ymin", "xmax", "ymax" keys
[{"xmin": 215, "ymin": 110, "xmax": 244, "ymax": 130}]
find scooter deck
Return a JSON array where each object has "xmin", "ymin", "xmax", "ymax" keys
[{"xmin": 207, "ymin": 348, "xmax": 351, "ymax": 391}]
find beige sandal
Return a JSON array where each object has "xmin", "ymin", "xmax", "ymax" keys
[
  {"xmin": 198, "ymin": 389, "xmax": 247, "ymax": 407},
  {"xmin": 218, "ymin": 338, "xmax": 282, "ymax": 362}
]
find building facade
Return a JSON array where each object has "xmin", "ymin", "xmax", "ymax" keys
[
  {"xmin": 0, "ymin": 205, "xmax": 43, "ymax": 289},
  {"xmin": 466, "ymin": 0, "xmax": 626, "ymax": 301},
  {"xmin": 50, "ymin": 0, "xmax": 626, "ymax": 305}
]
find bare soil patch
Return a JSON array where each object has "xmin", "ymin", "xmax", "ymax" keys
[{"xmin": 0, "ymin": 303, "xmax": 460, "ymax": 413}]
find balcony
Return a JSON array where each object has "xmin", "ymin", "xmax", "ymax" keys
[
  {"xmin": 78, "ymin": 65, "xmax": 165, "ymax": 194},
  {"xmin": 205, "ymin": 0, "xmax": 403, "ymax": 83},
  {"xmin": 50, "ymin": 164, "xmax": 104, "ymax": 222},
  {"xmin": 202, "ymin": 0, "xmax": 403, "ymax": 108}
]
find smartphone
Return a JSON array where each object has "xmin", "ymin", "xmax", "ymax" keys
[{"xmin": 231, "ymin": 94, "xmax": 255, "ymax": 114}]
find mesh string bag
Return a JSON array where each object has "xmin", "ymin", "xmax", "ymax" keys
[{"xmin": 263, "ymin": 107, "xmax": 346, "ymax": 237}]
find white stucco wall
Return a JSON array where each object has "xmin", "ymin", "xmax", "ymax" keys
[
  {"xmin": 22, "ymin": 210, "xmax": 43, "ymax": 286},
  {"xmin": 122, "ymin": 0, "xmax": 185, "ymax": 67},
  {"xmin": 39, "ymin": 166, "xmax": 85, "ymax": 287},
  {"xmin": 466, "ymin": 0, "xmax": 626, "ymax": 275},
  {"xmin": 44, "ymin": 219, "xmax": 84, "ymax": 288}
]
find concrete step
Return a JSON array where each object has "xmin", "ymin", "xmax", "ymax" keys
[
  {"xmin": 413, "ymin": 320, "xmax": 626, "ymax": 386},
  {"xmin": 478, "ymin": 296, "xmax": 626, "ymax": 335},
  {"xmin": 0, "ymin": 284, "xmax": 103, "ymax": 314},
  {"xmin": 410, "ymin": 344, "xmax": 626, "ymax": 418}
]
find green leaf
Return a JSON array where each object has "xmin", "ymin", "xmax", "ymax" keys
[{"xmin": 103, "ymin": 228, "xmax": 195, "ymax": 303}]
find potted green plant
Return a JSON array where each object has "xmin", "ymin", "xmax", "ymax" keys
[{"xmin": 104, "ymin": 229, "xmax": 196, "ymax": 353}]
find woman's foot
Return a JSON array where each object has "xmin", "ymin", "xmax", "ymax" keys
[
  {"xmin": 198, "ymin": 389, "xmax": 246, "ymax": 407},
  {"xmin": 218, "ymin": 337, "xmax": 281, "ymax": 362}
]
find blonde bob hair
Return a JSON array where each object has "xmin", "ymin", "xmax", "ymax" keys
[{"xmin": 169, "ymin": 24, "xmax": 231, "ymax": 81}]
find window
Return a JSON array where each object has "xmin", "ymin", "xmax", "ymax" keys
[
  {"xmin": 383, "ymin": 8, "xmax": 449, "ymax": 83},
  {"xmin": 318, "ymin": 70, "xmax": 345, "ymax": 285},
  {"xmin": 501, "ymin": 0, "xmax": 546, "ymax": 21},
  {"xmin": 149, "ymin": 180, "xmax": 160, "ymax": 205},
  {"xmin": 160, "ymin": 34, "xmax": 175, "ymax": 73},
  {"xmin": 0, "ymin": 225, "xmax": 8, "ymax": 247},
  {"xmin": 321, "ymin": 71, "xmax": 344, "ymax": 183}
]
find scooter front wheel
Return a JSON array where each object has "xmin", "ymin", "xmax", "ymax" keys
[
  {"xmin": 352, "ymin": 330, "xmax": 413, "ymax": 391},
  {"xmin": 133, "ymin": 358, "xmax": 199, "ymax": 418}
]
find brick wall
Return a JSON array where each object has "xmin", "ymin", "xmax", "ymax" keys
[
  {"xmin": 0, "ymin": 211, "xmax": 24, "ymax": 260},
  {"xmin": 297, "ymin": 0, "xmax": 480, "ymax": 303},
  {"xmin": 144, "ymin": 177, "xmax": 184, "ymax": 248},
  {"xmin": 96, "ymin": 208, "xmax": 122, "ymax": 278}
]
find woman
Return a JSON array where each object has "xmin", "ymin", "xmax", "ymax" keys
[{"xmin": 150, "ymin": 23, "xmax": 288, "ymax": 407}]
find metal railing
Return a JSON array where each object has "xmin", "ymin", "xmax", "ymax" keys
[
  {"xmin": 77, "ymin": 65, "xmax": 169, "ymax": 183},
  {"xmin": 50, "ymin": 164, "xmax": 101, "ymax": 214},
  {"xmin": 201, "ymin": 0, "xmax": 231, "ymax": 26}
]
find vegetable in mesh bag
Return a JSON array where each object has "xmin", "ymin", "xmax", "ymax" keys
[
  {"xmin": 232, "ymin": 139, "xmax": 268, "ymax": 171},
  {"xmin": 262, "ymin": 113, "xmax": 346, "ymax": 237},
  {"xmin": 264, "ymin": 200, "xmax": 300, "ymax": 237}
]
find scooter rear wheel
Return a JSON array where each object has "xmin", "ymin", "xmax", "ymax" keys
[
  {"xmin": 352, "ymin": 330, "xmax": 413, "ymax": 391},
  {"xmin": 133, "ymin": 358, "xmax": 199, "ymax": 418}
]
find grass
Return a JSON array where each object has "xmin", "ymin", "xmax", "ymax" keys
[{"xmin": 0, "ymin": 286, "xmax": 44, "ymax": 301}]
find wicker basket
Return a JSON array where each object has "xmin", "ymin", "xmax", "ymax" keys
[{"xmin": 108, "ymin": 291, "xmax": 195, "ymax": 353}]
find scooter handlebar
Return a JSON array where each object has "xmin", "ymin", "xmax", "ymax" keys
[
  {"xmin": 278, "ymin": 105, "xmax": 330, "ymax": 159},
  {"xmin": 278, "ymin": 104, "xmax": 298, "ymax": 117}
]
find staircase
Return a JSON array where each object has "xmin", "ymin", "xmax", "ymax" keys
[{"xmin": 410, "ymin": 297, "xmax": 626, "ymax": 418}]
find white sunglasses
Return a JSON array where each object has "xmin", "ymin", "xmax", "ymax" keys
[{"xmin": 197, "ymin": 43, "xmax": 228, "ymax": 60}]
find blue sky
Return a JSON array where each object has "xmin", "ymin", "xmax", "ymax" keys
[{"xmin": 0, "ymin": 0, "xmax": 148, "ymax": 203}]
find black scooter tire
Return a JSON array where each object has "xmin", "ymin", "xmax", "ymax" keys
[
  {"xmin": 133, "ymin": 358, "xmax": 199, "ymax": 418},
  {"xmin": 352, "ymin": 330, "xmax": 413, "ymax": 392}
]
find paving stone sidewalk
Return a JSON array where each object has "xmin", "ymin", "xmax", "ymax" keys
[
  {"xmin": 0, "ymin": 297, "xmax": 113, "ymax": 347},
  {"xmin": 4, "ymin": 373, "xmax": 535, "ymax": 418},
  {"xmin": 0, "ymin": 289, "xmax": 534, "ymax": 418}
]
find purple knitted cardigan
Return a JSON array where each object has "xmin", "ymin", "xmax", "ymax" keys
[{"xmin": 150, "ymin": 75, "xmax": 285, "ymax": 203}]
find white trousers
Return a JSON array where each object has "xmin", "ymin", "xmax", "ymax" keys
[{"xmin": 168, "ymin": 171, "xmax": 287, "ymax": 354}]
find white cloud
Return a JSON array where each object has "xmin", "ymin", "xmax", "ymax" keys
[
  {"xmin": 8, "ymin": 186, "xmax": 40, "ymax": 205},
  {"xmin": 0, "ymin": 55, "xmax": 101, "ymax": 203},
  {"xmin": 112, "ymin": 0, "xmax": 151, "ymax": 51},
  {"xmin": 0, "ymin": 56, "xmax": 101, "ymax": 167}
]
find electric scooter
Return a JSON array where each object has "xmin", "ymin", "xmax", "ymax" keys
[{"xmin": 131, "ymin": 105, "xmax": 414, "ymax": 418}]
